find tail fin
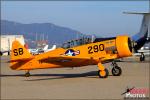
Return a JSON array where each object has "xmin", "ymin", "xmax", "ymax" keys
[
  {"xmin": 124, "ymin": 12, "xmax": 150, "ymax": 52},
  {"xmin": 10, "ymin": 40, "xmax": 33, "ymax": 70},
  {"xmin": 43, "ymin": 45, "xmax": 49, "ymax": 51},
  {"xmin": 11, "ymin": 40, "xmax": 32, "ymax": 61},
  {"xmin": 46, "ymin": 45, "xmax": 56, "ymax": 52},
  {"xmin": 49, "ymin": 45, "xmax": 56, "ymax": 50}
]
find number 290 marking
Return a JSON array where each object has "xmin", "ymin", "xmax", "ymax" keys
[{"xmin": 88, "ymin": 44, "xmax": 104, "ymax": 54}]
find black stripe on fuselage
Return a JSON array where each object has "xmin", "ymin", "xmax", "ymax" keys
[{"xmin": 93, "ymin": 37, "xmax": 116, "ymax": 43}]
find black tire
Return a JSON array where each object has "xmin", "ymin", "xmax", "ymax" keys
[
  {"xmin": 25, "ymin": 72, "xmax": 30, "ymax": 77},
  {"xmin": 0, "ymin": 52, "xmax": 3, "ymax": 56},
  {"xmin": 140, "ymin": 56, "xmax": 145, "ymax": 62},
  {"xmin": 112, "ymin": 66, "xmax": 122, "ymax": 76},
  {"xmin": 98, "ymin": 69, "xmax": 109, "ymax": 78}
]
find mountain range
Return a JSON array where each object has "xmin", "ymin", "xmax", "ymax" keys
[{"xmin": 1, "ymin": 20, "xmax": 84, "ymax": 47}]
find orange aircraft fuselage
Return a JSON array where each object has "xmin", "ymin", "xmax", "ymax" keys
[{"xmin": 10, "ymin": 35, "xmax": 132, "ymax": 78}]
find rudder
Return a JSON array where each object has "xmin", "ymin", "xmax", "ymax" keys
[{"xmin": 11, "ymin": 40, "xmax": 32, "ymax": 61}]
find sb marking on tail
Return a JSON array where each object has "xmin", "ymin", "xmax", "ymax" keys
[
  {"xmin": 11, "ymin": 40, "xmax": 32, "ymax": 61},
  {"xmin": 10, "ymin": 40, "xmax": 33, "ymax": 70}
]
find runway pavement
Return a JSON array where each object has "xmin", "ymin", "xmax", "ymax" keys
[{"xmin": 0, "ymin": 56, "xmax": 149, "ymax": 99}]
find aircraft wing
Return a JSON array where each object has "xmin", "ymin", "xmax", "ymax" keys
[
  {"xmin": 39, "ymin": 56, "xmax": 91, "ymax": 62},
  {"xmin": 38, "ymin": 56, "xmax": 103, "ymax": 65},
  {"xmin": 38, "ymin": 53, "xmax": 118, "ymax": 65}
]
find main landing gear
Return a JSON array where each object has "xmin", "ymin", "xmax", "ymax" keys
[
  {"xmin": 25, "ymin": 70, "xmax": 30, "ymax": 77},
  {"xmin": 111, "ymin": 61, "xmax": 122, "ymax": 76},
  {"xmin": 97, "ymin": 63, "xmax": 109, "ymax": 78},
  {"xmin": 140, "ymin": 52, "xmax": 145, "ymax": 62},
  {"xmin": 98, "ymin": 69, "xmax": 109, "ymax": 78},
  {"xmin": 97, "ymin": 61, "xmax": 122, "ymax": 78}
]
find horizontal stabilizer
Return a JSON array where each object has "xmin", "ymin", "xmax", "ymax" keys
[
  {"xmin": 123, "ymin": 12, "xmax": 150, "ymax": 15},
  {"xmin": 8, "ymin": 57, "xmax": 34, "ymax": 63}
]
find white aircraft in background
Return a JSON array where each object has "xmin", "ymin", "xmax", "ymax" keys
[
  {"xmin": 29, "ymin": 44, "xmax": 56, "ymax": 55},
  {"xmin": 134, "ymin": 42, "xmax": 150, "ymax": 60}
]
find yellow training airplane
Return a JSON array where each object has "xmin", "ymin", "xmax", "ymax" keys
[{"xmin": 10, "ymin": 35, "xmax": 132, "ymax": 78}]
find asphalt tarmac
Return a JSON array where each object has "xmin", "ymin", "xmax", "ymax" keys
[{"xmin": 0, "ymin": 56, "xmax": 149, "ymax": 99}]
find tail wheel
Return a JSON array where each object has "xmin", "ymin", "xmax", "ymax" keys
[
  {"xmin": 0, "ymin": 52, "xmax": 2, "ymax": 56},
  {"xmin": 98, "ymin": 69, "xmax": 109, "ymax": 78},
  {"xmin": 112, "ymin": 66, "xmax": 122, "ymax": 76},
  {"xmin": 25, "ymin": 72, "xmax": 30, "ymax": 77}
]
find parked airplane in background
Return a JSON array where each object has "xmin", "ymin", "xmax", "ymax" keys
[
  {"xmin": 133, "ymin": 42, "xmax": 150, "ymax": 61},
  {"xmin": 0, "ymin": 50, "xmax": 10, "ymax": 56},
  {"xmin": 124, "ymin": 12, "xmax": 150, "ymax": 61},
  {"xmin": 29, "ymin": 44, "xmax": 56, "ymax": 55},
  {"xmin": 10, "ymin": 35, "xmax": 133, "ymax": 78}
]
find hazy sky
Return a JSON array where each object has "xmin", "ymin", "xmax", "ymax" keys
[{"xmin": 1, "ymin": 1, "xmax": 149, "ymax": 37}]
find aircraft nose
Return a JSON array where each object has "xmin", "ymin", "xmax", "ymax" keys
[{"xmin": 116, "ymin": 35, "xmax": 133, "ymax": 57}]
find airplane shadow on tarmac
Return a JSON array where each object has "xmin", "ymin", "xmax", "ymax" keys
[{"xmin": 0, "ymin": 71, "xmax": 113, "ymax": 81}]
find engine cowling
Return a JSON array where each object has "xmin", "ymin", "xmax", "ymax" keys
[{"xmin": 116, "ymin": 35, "xmax": 132, "ymax": 57}]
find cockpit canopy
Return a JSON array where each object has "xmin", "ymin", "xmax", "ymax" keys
[
  {"xmin": 62, "ymin": 35, "xmax": 95, "ymax": 49},
  {"xmin": 61, "ymin": 35, "xmax": 116, "ymax": 49}
]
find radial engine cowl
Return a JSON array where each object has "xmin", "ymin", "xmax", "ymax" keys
[{"xmin": 116, "ymin": 35, "xmax": 132, "ymax": 57}]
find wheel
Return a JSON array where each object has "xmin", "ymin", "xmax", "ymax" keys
[
  {"xmin": 25, "ymin": 72, "xmax": 30, "ymax": 77},
  {"xmin": 112, "ymin": 66, "xmax": 122, "ymax": 76},
  {"xmin": 0, "ymin": 52, "xmax": 3, "ymax": 56},
  {"xmin": 140, "ymin": 56, "xmax": 145, "ymax": 61},
  {"xmin": 98, "ymin": 68, "xmax": 109, "ymax": 78},
  {"xmin": 140, "ymin": 56, "xmax": 142, "ymax": 61}
]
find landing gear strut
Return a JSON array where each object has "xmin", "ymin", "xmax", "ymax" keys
[
  {"xmin": 25, "ymin": 71, "xmax": 30, "ymax": 77},
  {"xmin": 140, "ymin": 52, "xmax": 145, "ymax": 62},
  {"xmin": 111, "ymin": 61, "xmax": 122, "ymax": 76},
  {"xmin": 97, "ymin": 63, "xmax": 109, "ymax": 78}
]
